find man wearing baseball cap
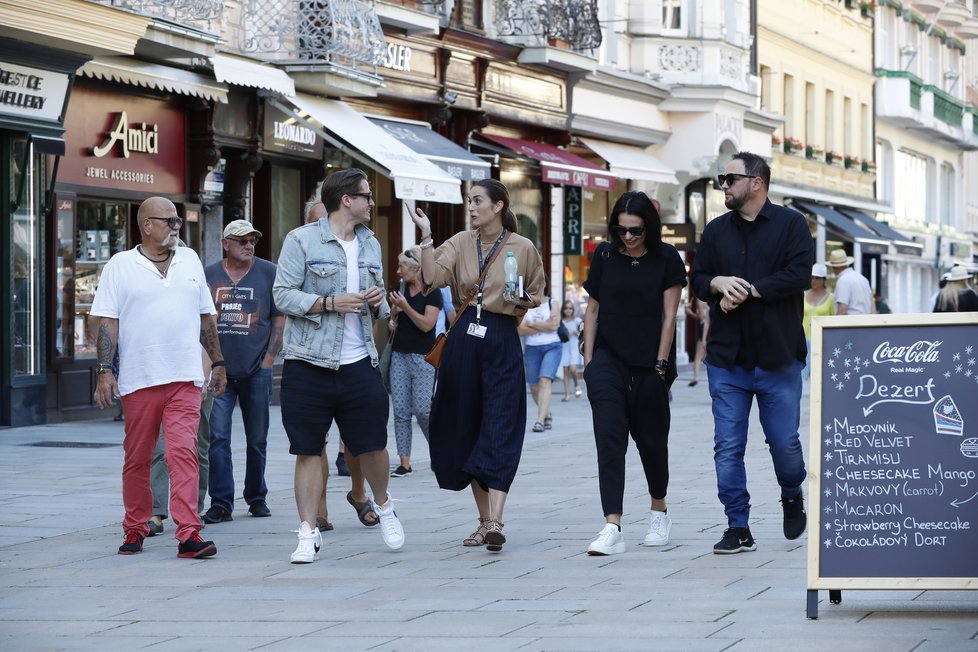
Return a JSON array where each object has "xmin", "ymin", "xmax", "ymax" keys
[
  {"xmin": 201, "ymin": 219, "xmax": 285, "ymax": 523},
  {"xmin": 826, "ymin": 248, "xmax": 875, "ymax": 315}
]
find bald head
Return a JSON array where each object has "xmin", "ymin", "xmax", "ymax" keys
[{"xmin": 137, "ymin": 196, "xmax": 181, "ymax": 250}]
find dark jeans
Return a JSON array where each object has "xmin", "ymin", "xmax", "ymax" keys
[
  {"xmin": 706, "ymin": 361, "xmax": 806, "ymax": 528},
  {"xmin": 584, "ymin": 348, "xmax": 671, "ymax": 517},
  {"xmin": 207, "ymin": 367, "xmax": 272, "ymax": 511}
]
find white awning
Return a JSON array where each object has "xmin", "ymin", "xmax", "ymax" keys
[
  {"xmin": 79, "ymin": 57, "xmax": 228, "ymax": 103},
  {"xmin": 579, "ymin": 137, "xmax": 678, "ymax": 184},
  {"xmin": 211, "ymin": 54, "xmax": 295, "ymax": 96},
  {"xmin": 271, "ymin": 94, "xmax": 462, "ymax": 204}
]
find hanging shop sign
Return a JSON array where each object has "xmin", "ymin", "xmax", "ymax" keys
[
  {"xmin": 564, "ymin": 186, "xmax": 583, "ymax": 256},
  {"xmin": 0, "ymin": 60, "xmax": 70, "ymax": 124},
  {"xmin": 58, "ymin": 83, "xmax": 185, "ymax": 194},
  {"xmin": 263, "ymin": 101, "xmax": 323, "ymax": 159}
]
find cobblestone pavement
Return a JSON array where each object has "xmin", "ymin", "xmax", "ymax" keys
[{"xmin": 1, "ymin": 373, "xmax": 975, "ymax": 650}]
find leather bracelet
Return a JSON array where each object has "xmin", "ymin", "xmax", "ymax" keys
[
  {"xmin": 211, "ymin": 360, "xmax": 226, "ymax": 369},
  {"xmin": 96, "ymin": 363, "xmax": 113, "ymax": 375}
]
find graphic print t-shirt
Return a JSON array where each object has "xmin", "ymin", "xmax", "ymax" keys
[{"xmin": 205, "ymin": 258, "xmax": 282, "ymax": 379}]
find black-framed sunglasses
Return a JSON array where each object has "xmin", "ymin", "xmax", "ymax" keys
[
  {"xmin": 610, "ymin": 225, "xmax": 646, "ymax": 237},
  {"xmin": 146, "ymin": 216, "xmax": 184, "ymax": 229},
  {"xmin": 716, "ymin": 173, "xmax": 757, "ymax": 187},
  {"xmin": 402, "ymin": 249, "xmax": 417, "ymax": 262},
  {"xmin": 348, "ymin": 192, "xmax": 373, "ymax": 202}
]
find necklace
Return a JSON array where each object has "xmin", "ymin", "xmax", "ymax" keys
[
  {"xmin": 621, "ymin": 247, "xmax": 647, "ymax": 267},
  {"xmin": 223, "ymin": 260, "xmax": 252, "ymax": 286},
  {"xmin": 138, "ymin": 245, "xmax": 172, "ymax": 264}
]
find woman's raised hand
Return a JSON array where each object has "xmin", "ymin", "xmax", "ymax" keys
[{"xmin": 410, "ymin": 206, "xmax": 432, "ymax": 236}]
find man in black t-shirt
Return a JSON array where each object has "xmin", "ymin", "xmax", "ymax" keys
[{"xmin": 691, "ymin": 152, "xmax": 814, "ymax": 555}]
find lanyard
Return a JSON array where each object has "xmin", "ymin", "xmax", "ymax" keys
[{"xmin": 474, "ymin": 230, "xmax": 507, "ymax": 325}]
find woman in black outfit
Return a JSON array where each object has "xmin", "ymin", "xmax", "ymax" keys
[{"xmin": 581, "ymin": 191, "xmax": 686, "ymax": 556}]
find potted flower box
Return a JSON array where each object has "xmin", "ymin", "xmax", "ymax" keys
[
  {"xmin": 826, "ymin": 151, "xmax": 843, "ymax": 166},
  {"xmin": 861, "ymin": 160, "xmax": 877, "ymax": 173},
  {"xmin": 783, "ymin": 137, "xmax": 804, "ymax": 155},
  {"xmin": 805, "ymin": 144, "xmax": 825, "ymax": 160},
  {"xmin": 844, "ymin": 155, "xmax": 861, "ymax": 169}
]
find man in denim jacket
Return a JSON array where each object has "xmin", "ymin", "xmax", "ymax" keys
[{"xmin": 273, "ymin": 168, "xmax": 403, "ymax": 563}]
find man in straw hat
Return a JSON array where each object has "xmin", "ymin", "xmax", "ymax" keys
[{"xmin": 826, "ymin": 248, "xmax": 875, "ymax": 315}]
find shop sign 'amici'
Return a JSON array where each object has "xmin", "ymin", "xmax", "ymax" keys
[{"xmin": 91, "ymin": 111, "xmax": 159, "ymax": 158}]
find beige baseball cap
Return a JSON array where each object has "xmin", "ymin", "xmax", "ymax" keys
[{"xmin": 223, "ymin": 219, "xmax": 262, "ymax": 239}]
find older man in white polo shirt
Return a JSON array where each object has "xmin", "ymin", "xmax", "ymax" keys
[{"xmin": 91, "ymin": 196, "xmax": 227, "ymax": 559}]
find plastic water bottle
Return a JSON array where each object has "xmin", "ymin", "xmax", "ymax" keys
[{"xmin": 503, "ymin": 251, "xmax": 518, "ymax": 302}]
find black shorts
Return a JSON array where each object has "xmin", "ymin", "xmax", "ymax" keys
[{"xmin": 280, "ymin": 357, "xmax": 389, "ymax": 456}]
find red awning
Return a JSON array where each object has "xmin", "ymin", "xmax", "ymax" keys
[{"xmin": 476, "ymin": 134, "xmax": 618, "ymax": 191}]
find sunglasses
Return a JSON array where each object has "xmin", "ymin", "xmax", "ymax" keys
[
  {"xmin": 349, "ymin": 192, "xmax": 373, "ymax": 202},
  {"xmin": 227, "ymin": 237, "xmax": 260, "ymax": 246},
  {"xmin": 716, "ymin": 173, "xmax": 757, "ymax": 187},
  {"xmin": 146, "ymin": 216, "xmax": 183, "ymax": 229},
  {"xmin": 610, "ymin": 225, "xmax": 646, "ymax": 237},
  {"xmin": 402, "ymin": 249, "xmax": 418, "ymax": 262}
]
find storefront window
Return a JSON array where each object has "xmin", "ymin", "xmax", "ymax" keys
[
  {"xmin": 10, "ymin": 137, "xmax": 46, "ymax": 377},
  {"xmin": 74, "ymin": 200, "xmax": 129, "ymax": 359},
  {"xmin": 53, "ymin": 198, "xmax": 75, "ymax": 359},
  {"xmin": 270, "ymin": 165, "xmax": 302, "ymax": 263},
  {"xmin": 501, "ymin": 165, "xmax": 543, "ymax": 249}
]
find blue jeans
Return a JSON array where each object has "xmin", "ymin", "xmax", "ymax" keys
[
  {"xmin": 706, "ymin": 361, "xmax": 806, "ymax": 529},
  {"xmin": 207, "ymin": 367, "xmax": 272, "ymax": 511}
]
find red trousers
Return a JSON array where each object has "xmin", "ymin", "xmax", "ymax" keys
[{"xmin": 121, "ymin": 382, "xmax": 202, "ymax": 543}]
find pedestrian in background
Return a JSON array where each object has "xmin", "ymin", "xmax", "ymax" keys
[
  {"xmin": 410, "ymin": 178, "xmax": 545, "ymax": 552},
  {"xmin": 691, "ymin": 152, "xmax": 812, "ymax": 555},
  {"xmin": 559, "ymin": 299, "xmax": 583, "ymax": 401},
  {"xmin": 685, "ymin": 296, "xmax": 709, "ymax": 387},
  {"xmin": 581, "ymin": 191, "xmax": 685, "ymax": 556},
  {"xmin": 826, "ymin": 248, "xmax": 874, "ymax": 315},
  {"xmin": 933, "ymin": 265, "xmax": 978, "ymax": 312},
  {"xmin": 802, "ymin": 263, "xmax": 833, "ymax": 380},
  {"xmin": 519, "ymin": 290, "xmax": 561, "ymax": 432},
  {"xmin": 202, "ymin": 220, "xmax": 284, "ymax": 524},
  {"xmin": 275, "ymin": 169, "xmax": 401, "ymax": 563},
  {"xmin": 387, "ymin": 246, "xmax": 442, "ymax": 477},
  {"xmin": 91, "ymin": 196, "xmax": 224, "ymax": 559}
]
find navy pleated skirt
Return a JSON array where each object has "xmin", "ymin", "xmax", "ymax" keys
[{"xmin": 429, "ymin": 306, "xmax": 527, "ymax": 492}]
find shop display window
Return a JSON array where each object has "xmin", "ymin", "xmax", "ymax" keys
[
  {"xmin": 501, "ymin": 166, "xmax": 543, "ymax": 249},
  {"xmin": 9, "ymin": 136, "xmax": 46, "ymax": 377},
  {"xmin": 73, "ymin": 201, "xmax": 129, "ymax": 359}
]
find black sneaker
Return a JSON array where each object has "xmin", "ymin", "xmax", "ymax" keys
[
  {"xmin": 118, "ymin": 531, "xmax": 144, "ymax": 555},
  {"xmin": 390, "ymin": 465, "xmax": 412, "ymax": 478},
  {"xmin": 336, "ymin": 452, "xmax": 351, "ymax": 477},
  {"xmin": 177, "ymin": 533, "xmax": 217, "ymax": 558},
  {"xmin": 248, "ymin": 501, "xmax": 271, "ymax": 517},
  {"xmin": 781, "ymin": 492, "xmax": 807, "ymax": 540},
  {"xmin": 202, "ymin": 505, "xmax": 232, "ymax": 524},
  {"xmin": 713, "ymin": 527, "xmax": 756, "ymax": 554}
]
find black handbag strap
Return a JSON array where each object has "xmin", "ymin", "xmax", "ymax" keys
[{"xmin": 446, "ymin": 230, "xmax": 512, "ymax": 334}]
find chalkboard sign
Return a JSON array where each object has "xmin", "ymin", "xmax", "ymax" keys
[{"xmin": 808, "ymin": 313, "xmax": 978, "ymax": 601}]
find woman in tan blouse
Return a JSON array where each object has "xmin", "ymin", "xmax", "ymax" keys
[{"xmin": 411, "ymin": 178, "xmax": 545, "ymax": 552}]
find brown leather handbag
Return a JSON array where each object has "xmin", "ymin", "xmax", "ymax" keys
[{"xmin": 424, "ymin": 231, "xmax": 511, "ymax": 368}]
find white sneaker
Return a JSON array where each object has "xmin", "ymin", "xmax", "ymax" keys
[
  {"xmin": 587, "ymin": 523, "xmax": 625, "ymax": 556},
  {"xmin": 373, "ymin": 494, "xmax": 404, "ymax": 550},
  {"xmin": 643, "ymin": 510, "xmax": 672, "ymax": 546},
  {"xmin": 290, "ymin": 521, "xmax": 321, "ymax": 563}
]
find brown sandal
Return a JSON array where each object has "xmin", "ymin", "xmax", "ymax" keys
[
  {"xmin": 463, "ymin": 518, "xmax": 490, "ymax": 547},
  {"xmin": 484, "ymin": 520, "xmax": 506, "ymax": 552}
]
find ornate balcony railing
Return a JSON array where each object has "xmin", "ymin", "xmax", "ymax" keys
[
  {"xmin": 91, "ymin": 0, "xmax": 224, "ymax": 29},
  {"xmin": 414, "ymin": 0, "xmax": 455, "ymax": 24},
  {"xmin": 238, "ymin": 0, "xmax": 386, "ymax": 69},
  {"xmin": 494, "ymin": 0, "xmax": 602, "ymax": 51}
]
